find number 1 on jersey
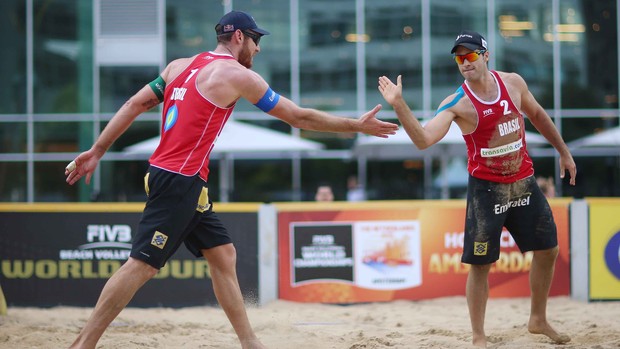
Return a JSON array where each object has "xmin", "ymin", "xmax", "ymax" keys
[{"xmin": 185, "ymin": 69, "xmax": 199, "ymax": 84}]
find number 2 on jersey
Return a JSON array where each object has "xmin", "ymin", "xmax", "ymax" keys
[{"xmin": 500, "ymin": 100, "xmax": 510, "ymax": 115}]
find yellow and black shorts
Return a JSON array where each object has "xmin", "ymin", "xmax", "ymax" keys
[
  {"xmin": 131, "ymin": 166, "xmax": 232, "ymax": 269},
  {"xmin": 461, "ymin": 175, "xmax": 557, "ymax": 265}
]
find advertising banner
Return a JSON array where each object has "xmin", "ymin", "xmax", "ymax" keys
[
  {"xmin": 0, "ymin": 204, "xmax": 259, "ymax": 307},
  {"xmin": 278, "ymin": 200, "xmax": 570, "ymax": 303},
  {"xmin": 588, "ymin": 199, "xmax": 620, "ymax": 300}
]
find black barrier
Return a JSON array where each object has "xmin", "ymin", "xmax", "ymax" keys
[{"xmin": 0, "ymin": 210, "xmax": 258, "ymax": 308}]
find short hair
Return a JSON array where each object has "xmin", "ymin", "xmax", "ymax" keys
[{"xmin": 216, "ymin": 33, "xmax": 234, "ymax": 44}]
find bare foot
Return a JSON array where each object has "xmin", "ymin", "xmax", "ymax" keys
[
  {"xmin": 241, "ymin": 338, "xmax": 268, "ymax": 349},
  {"xmin": 472, "ymin": 333, "xmax": 487, "ymax": 347},
  {"xmin": 528, "ymin": 319, "xmax": 571, "ymax": 344}
]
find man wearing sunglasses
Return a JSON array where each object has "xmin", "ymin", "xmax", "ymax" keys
[
  {"xmin": 378, "ymin": 30, "xmax": 576, "ymax": 347},
  {"xmin": 65, "ymin": 9, "xmax": 398, "ymax": 349}
]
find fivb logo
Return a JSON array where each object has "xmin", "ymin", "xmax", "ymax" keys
[{"xmin": 80, "ymin": 224, "xmax": 133, "ymax": 250}]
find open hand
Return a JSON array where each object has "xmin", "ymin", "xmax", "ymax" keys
[
  {"xmin": 378, "ymin": 75, "xmax": 403, "ymax": 106},
  {"xmin": 358, "ymin": 104, "xmax": 398, "ymax": 138}
]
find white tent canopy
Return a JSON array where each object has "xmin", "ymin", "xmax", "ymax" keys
[
  {"xmin": 568, "ymin": 126, "xmax": 620, "ymax": 147},
  {"xmin": 124, "ymin": 119, "xmax": 324, "ymax": 157},
  {"xmin": 566, "ymin": 126, "xmax": 620, "ymax": 157},
  {"xmin": 354, "ymin": 122, "xmax": 549, "ymax": 159},
  {"xmin": 123, "ymin": 119, "xmax": 324, "ymax": 202}
]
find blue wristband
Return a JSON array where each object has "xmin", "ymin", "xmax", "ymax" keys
[{"xmin": 254, "ymin": 87, "xmax": 280, "ymax": 112}]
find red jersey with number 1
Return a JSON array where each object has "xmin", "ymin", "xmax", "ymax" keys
[
  {"xmin": 461, "ymin": 71, "xmax": 534, "ymax": 183},
  {"xmin": 149, "ymin": 52, "xmax": 236, "ymax": 181}
]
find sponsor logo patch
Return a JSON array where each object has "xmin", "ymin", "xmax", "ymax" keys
[
  {"xmin": 474, "ymin": 242, "xmax": 488, "ymax": 256},
  {"xmin": 480, "ymin": 139, "xmax": 523, "ymax": 158},
  {"xmin": 151, "ymin": 231, "xmax": 168, "ymax": 250},
  {"xmin": 494, "ymin": 194, "xmax": 532, "ymax": 214},
  {"xmin": 196, "ymin": 187, "xmax": 211, "ymax": 213}
]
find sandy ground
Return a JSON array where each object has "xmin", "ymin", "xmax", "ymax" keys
[{"xmin": 0, "ymin": 296, "xmax": 619, "ymax": 349}]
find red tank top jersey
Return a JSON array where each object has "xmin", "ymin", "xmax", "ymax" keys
[
  {"xmin": 149, "ymin": 52, "xmax": 236, "ymax": 181},
  {"xmin": 460, "ymin": 71, "xmax": 534, "ymax": 183}
]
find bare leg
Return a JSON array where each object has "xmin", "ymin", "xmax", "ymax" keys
[
  {"xmin": 527, "ymin": 247, "xmax": 571, "ymax": 344},
  {"xmin": 69, "ymin": 258, "xmax": 158, "ymax": 349},
  {"xmin": 466, "ymin": 264, "xmax": 491, "ymax": 348},
  {"xmin": 202, "ymin": 244, "xmax": 267, "ymax": 349}
]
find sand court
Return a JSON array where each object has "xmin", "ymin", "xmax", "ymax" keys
[{"xmin": 1, "ymin": 296, "xmax": 619, "ymax": 349}]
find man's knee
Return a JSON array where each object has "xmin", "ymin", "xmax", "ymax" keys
[
  {"xmin": 470, "ymin": 263, "xmax": 492, "ymax": 273},
  {"xmin": 125, "ymin": 257, "xmax": 160, "ymax": 279},
  {"xmin": 468, "ymin": 263, "xmax": 492, "ymax": 280},
  {"xmin": 532, "ymin": 246, "xmax": 559, "ymax": 267},
  {"xmin": 202, "ymin": 244, "xmax": 237, "ymax": 270},
  {"xmin": 534, "ymin": 245, "xmax": 559, "ymax": 259}
]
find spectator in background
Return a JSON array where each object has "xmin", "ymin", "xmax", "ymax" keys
[
  {"xmin": 346, "ymin": 175, "xmax": 366, "ymax": 201},
  {"xmin": 537, "ymin": 176, "xmax": 556, "ymax": 198},
  {"xmin": 315, "ymin": 184, "xmax": 335, "ymax": 202}
]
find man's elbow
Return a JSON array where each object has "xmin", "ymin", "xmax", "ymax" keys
[
  {"xmin": 125, "ymin": 95, "xmax": 153, "ymax": 114},
  {"xmin": 415, "ymin": 142, "xmax": 432, "ymax": 150},
  {"xmin": 409, "ymin": 136, "xmax": 432, "ymax": 150}
]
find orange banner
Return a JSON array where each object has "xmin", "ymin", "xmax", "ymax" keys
[{"xmin": 277, "ymin": 200, "xmax": 569, "ymax": 303}]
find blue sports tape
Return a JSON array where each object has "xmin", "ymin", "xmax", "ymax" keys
[
  {"xmin": 435, "ymin": 86, "xmax": 464, "ymax": 115},
  {"xmin": 254, "ymin": 87, "xmax": 280, "ymax": 112}
]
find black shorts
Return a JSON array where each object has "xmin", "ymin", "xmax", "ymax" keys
[
  {"xmin": 461, "ymin": 175, "xmax": 557, "ymax": 265},
  {"xmin": 130, "ymin": 166, "xmax": 232, "ymax": 269}
]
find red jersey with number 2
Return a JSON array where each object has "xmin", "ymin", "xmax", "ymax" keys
[
  {"xmin": 149, "ymin": 52, "xmax": 236, "ymax": 181},
  {"xmin": 461, "ymin": 71, "xmax": 534, "ymax": 183}
]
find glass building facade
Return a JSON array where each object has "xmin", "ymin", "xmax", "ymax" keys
[{"xmin": 0, "ymin": 0, "xmax": 618, "ymax": 202}]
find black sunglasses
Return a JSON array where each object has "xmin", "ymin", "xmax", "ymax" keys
[{"xmin": 242, "ymin": 30, "xmax": 261, "ymax": 46}]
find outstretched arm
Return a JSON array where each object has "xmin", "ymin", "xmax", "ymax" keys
[
  {"xmin": 378, "ymin": 75, "xmax": 454, "ymax": 149},
  {"xmin": 65, "ymin": 85, "xmax": 161, "ymax": 185},
  {"xmin": 268, "ymin": 97, "xmax": 397, "ymax": 138},
  {"xmin": 233, "ymin": 70, "xmax": 398, "ymax": 137}
]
